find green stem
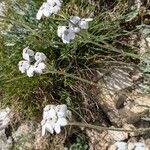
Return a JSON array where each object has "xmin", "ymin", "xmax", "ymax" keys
[
  {"xmin": 84, "ymin": 40, "xmax": 140, "ymax": 59},
  {"xmin": 68, "ymin": 122, "xmax": 150, "ymax": 133},
  {"xmin": 44, "ymin": 70, "xmax": 99, "ymax": 87}
]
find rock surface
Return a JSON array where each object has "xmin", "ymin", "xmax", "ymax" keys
[{"xmin": 0, "ymin": 107, "xmax": 13, "ymax": 150}]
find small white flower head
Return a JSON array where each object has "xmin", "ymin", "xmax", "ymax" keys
[
  {"xmin": 41, "ymin": 104, "xmax": 68, "ymax": 136},
  {"xmin": 57, "ymin": 26, "xmax": 75, "ymax": 44},
  {"xmin": 78, "ymin": 18, "xmax": 93, "ymax": 29},
  {"xmin": 22, "ymin": 47, "xmax": 34, "ymax": 61},
  {"xmin": 69, "ymin": 16, "xmax": 93, "ymax": 31},
  {"xmin": 36, "ymin": 0, "xmax": 62, "ymax": 20},
  {"xmin": 18, "ymin": 60, "xmax": 30, "ymax": 73},
  {"xmin": 35, "ymin": 52, "xmax": 47, "ymax": 62},
  {"xmin": 19, "ymin": 47, "xmax": 47, "ymax": 77}
]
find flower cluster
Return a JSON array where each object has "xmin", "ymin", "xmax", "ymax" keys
[
  {"xmin": 36, "ymin": 0, "xmax": 62, "ymax": 20},
  {"xmin": 41, "ymin": 104, "xmax": 68, "ymax": 136},
  {"xmin": 18, "ymin": 47, "xmax": 46, "ymax": 77},
  {"xmin": 57, "ymin": 16, "xmax": 93, "ymax": 44}
]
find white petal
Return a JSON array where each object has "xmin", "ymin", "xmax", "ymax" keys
[
  {"xmin": 70, "ymin": 16, "xmax": 81, "ymax": 25},
  {"xmin": 57, "ymin": 117, "xmax": 67, "ymax": 126},
  {"xmin": 47, "ymin": 0, "xmax": 55, "ymax": 6},
  {"xmin": 36, "ymin": 9, "xmax": 43, "ymax": 20},
  {"xmin": 69, "ymin": 30, "xmax": 75, "ymax": 40},
  {"xmin": 45, "ymin": 122, "xmax": 54, "ymax": 134},
  {"xmin": 61, "ymin": 29, "xmax": 75, "ymax": 44},
  {"xmin": 71, "ymin": 27, "xmax": 80, "ymax": 33},
  {"xmin": 26, "ymin": 65, "xmax": 34, "ymax": 77},
  {"xmin": 57, "ymin": 104, "xmax": 67, "ymax": 117},
  {"xmin": 23, "ymin": 47, "xmax": 34, "ymax": 56},
  {"xmin": 51, "ymin": 5, "xmax": 60, "ymax": 14},
  {"xmin": 34, "ymin": 62, "xmax": 46, "ymax": 74},
  {"xmin": 22, "ymin": 53, "xmax": 30, "ymax": 61},
  {"xmin": 55, "ymin": 0, "xmax": 62, "ymax": 6},
  {"xmin": 43, "ymin": 8, "xmax": 50, "ymax": 17},
  {"xmin": 22, "ymin": 47, "xmax": 34, "ymax": 61},
  {"xmin": 47, "ymin": 107, "xmax": 57, "ymax": 118},
  {"xmin": 57, "ymin": 26, "xmax": 66, "ymax": 37},
  {"xmin": 18, "ymin": 60, "xmax": 30, "ymax": 73},
  {"xmin": 43, "ymin": 111, "xmax": 49, "ymax": 120},
  {"xmin": 62, "ymin": 34, "xmax": 70, "ymax": 44},
  {"xmin": 34, "ymin": 52, "xmax": 46, "ymax": 62},
  {"xmin": 79, "ymin": 20, "xmax": 88, "ymax": 29},
  {"xmin": 54, "ymin": 123, "xmax": 61, "ymax": 134}
]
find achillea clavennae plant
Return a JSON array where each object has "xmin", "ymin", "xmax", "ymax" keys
[
  {"xmin": 18, "ymin": 47, "xmax": 47, "ymax": 77},
  {"xmin": 1, "ymin": 0, "xmax": 134, "ymax": 120}
]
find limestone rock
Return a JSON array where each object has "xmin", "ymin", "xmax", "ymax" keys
[
  {"xmin": 108, "ymin": 129, "xmax": 128, "ymax": 141},
  {"xmin": 96, "ymin": 69, "xmax": 133, "ymax": 125},
  {"xmin": 0, "ymin": 107, "xmax": 13, "ymax": 150},
  {"xmin": 12, "ymin": 122, "xmax": 36, "ymax": 150},
  {"xmin": 118, "ymin": 95, "xmax": 150, "ymax": 124}
]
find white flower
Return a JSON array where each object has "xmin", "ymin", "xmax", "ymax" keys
[
  {"xmin": 26, "ymin": 65, "xmax": 35, "ymax": 77},
  {"xmin": 57, "ymin": 26, "xmax": 75, "ymax": 44},
  {"xmin": 69, "ymin": 16, "xmax": 81, "ymax": 33},
  {"xmin": 18, "ymin": 60, "xmax": 30, "ymax": 73},
  {"xmin": 35, "ymin": 52, "xmax": 47, "ymax": 62},
  {"xmin": 69, "ymin": 16, "xmax": 93, "ymax": 31},
  {"xmin": 22, "ymin": 47, "xmax": 34, "ymax": 61},
  {"xmin": 41, "ymin": 104, "xmax": 68, "ymax": 136},
  {"xmin": 78, "ymin": 18, "xmax": 93, "ymax": 29},
  {"xmin": 36, "ymin": 2, "xmax": 51, "ymax": 20},
  {"xmin": 34, "ymin": 62, "xmax": 46, "ymax": 74},
  {"xmin": 36, "ymin": 0, "xmax": 62, "ymax": 20},
  {"xmin": 19, "ymin": 47, "xmax": 47, "ymax": 77}
]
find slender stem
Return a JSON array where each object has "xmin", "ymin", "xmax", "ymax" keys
[
  {"xmin": 84, "ymin": 40, "xmax": 140, "ymax": 59},
  {"xmin": 68, "ymin": 122, "xmax": 150, "ymax": 133},
  {"xmin": 46, "ymin": 70, "xmax": 99, "ymax": 86}
]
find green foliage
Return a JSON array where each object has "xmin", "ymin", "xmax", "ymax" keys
[{"xmin": 68, "ymin": 134, "xmax": 88, "ymax": 150}]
